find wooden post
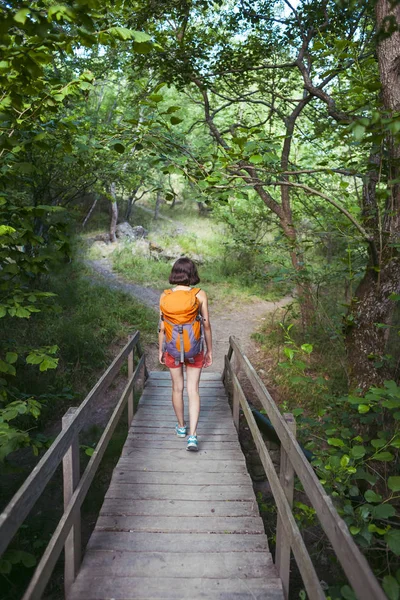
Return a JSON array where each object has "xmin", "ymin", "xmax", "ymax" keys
[
  {"xmin": 137, "ymin": 339, "xmax": 149, "ymax": 381},
  {"xmin": 127, "ymin": 336, "xmax": 134, "ymax": 425},
  {"xmin": 62, "ymin": 407, "xmax": 81, "ymax": 598},
  {"xmin": 275, "ymin": 413, "xmax": 296, "ymax": 600}
]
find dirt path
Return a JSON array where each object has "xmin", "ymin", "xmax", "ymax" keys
[{"xmin": 86, "ymin": 258, "xmax": 292, "ymax": 373}]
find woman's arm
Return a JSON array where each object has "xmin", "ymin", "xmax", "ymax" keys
[
  {"xmin": 159, "ymin": 294, "xmax": 166, "ymax": 364},
  {"xmin": 197, "ymin": 290, "xmax": 213, "ymax": 368}
]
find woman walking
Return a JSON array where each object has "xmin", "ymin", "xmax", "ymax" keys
[{"xmin": 158, "ymin": 258, "xmax": 213, "ymax": 451}]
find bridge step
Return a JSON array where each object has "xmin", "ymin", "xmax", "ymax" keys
[{"xmin": 69, "ymin": 371, "xmax": 283, "ymax": 600}]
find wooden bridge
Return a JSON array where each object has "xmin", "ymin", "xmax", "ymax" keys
[{"xmin": 0, "ymin": 333, "xmax": 386, "ymax": 600}]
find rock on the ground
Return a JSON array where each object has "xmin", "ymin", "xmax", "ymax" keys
[{"xmin": 116, "ymin": 222, "xmax": 148, "ymax": 240}]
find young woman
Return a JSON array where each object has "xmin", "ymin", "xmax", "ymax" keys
[{"xmin": 158, "ymin": 257, "xmax": 213, "ymax": 451}]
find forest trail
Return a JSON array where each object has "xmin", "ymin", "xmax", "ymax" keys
[{"xmin": 86, "ymin": 257, "xmax": 292, "ymax": 373}]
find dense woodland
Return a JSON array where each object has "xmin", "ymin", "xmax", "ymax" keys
[{"xmin": 1, "ymin": 1, "xmax": 400, "ymax": 598}]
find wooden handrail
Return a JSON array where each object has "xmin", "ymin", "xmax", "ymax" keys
[
  {"xmin": 0, "ymin": 332, "xmax": 146, "ymax": 599},
  {"xmin": 22, "ymin": 355, "xmax": 145, "ymax": 600},
  {"xmin": 223, "ymin": 336, "xmax": 385, "ymax": 600}
]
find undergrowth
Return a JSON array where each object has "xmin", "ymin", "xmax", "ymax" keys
[{"xmin": 252, "ymin": 305, "xmax": 400, "ymax": 599}]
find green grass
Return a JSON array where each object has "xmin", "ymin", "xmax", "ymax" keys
[
  {"xmin": 251, "ymin": 308, "xmax": 348, "ymax": 413},
  {"xmin": 2, "ymin": 260, "xmax": 158, "ymax": 428}
]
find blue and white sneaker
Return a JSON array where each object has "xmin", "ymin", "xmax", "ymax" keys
[
  {"xmin": 175, "ymin": 424, "xmax": 187, "ymax": 438},
  {"xmin": 187, "ymin": 435, "xmax": 198, "ymax": 451}
]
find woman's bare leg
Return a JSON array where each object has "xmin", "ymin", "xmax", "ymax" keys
[
  {"xmin": 186, "ymin": 366, "xmax": 202, "ymax": 436},
  {"xmin": 169, "ymin": 366, "xmax": 185, "ymax": 427}
]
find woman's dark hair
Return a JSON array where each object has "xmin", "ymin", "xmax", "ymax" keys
[{"xmin": 169, "ymin": 257, "xmax": 200, "ymax": 286}]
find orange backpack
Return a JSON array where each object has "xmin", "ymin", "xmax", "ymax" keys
[{"xmin": 160, "ymin": 288, "xmax": 204, "ymax": 365}]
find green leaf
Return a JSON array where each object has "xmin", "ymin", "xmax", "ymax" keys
[
  {"xmin": 5, "ymin": 353, "xmax": 17, "ymax": 364},
  {"xmin": 389, "ymin": 477, "xmax": 400, "ymax": 492},
  {"xmin": 383, "ymin": 575, "xmax": 400, "ymax": 600},
  {"xmin": 358, "ymin": 404, "xmax": 370, "ymax": 413},
  {"xmin": 14, "ymin": 8, "xmax": 30, "ymax": 24},
  {"xmin": 372, "ymin": 503, "xmax": 396, "ymax": 519},
  {"xmin": 386, "ymin": 530, "xmax": 400, "ymax": 555},
  {"xmin": 132, "ymin": 31, "xmax": 152, "ymax": 43},
  {"xmin": 371, "ymin": 438, "xmax": 386, "ymax": 449},
  {"xmin": 109, "ymin": 27, "xmax": 151, "ymax": 43},
  {"xmin": 0, "ymin": 225, "xmax": 16, "ymax": 236},
  {"xmin": 283, "ymin": 347, "xmax": 295, "ymax": 361},
  {"xmin": 150, "ymin": 94, "xmax": 163, "ymax": 102},
  {"xmin": 0, "ymin": 559, "xmax": 11, "ymax": 574},
  {"xmin": 351, "ymin": 446, "xmax": 366, "ymax": 458},
  {"xmin": 0, "ymin": 360, "xmax": 15, "ymax": 375},
  {"xmin": 292, "ymin": 408, "xmax": 304, "ymax": 417},
  {"xmin": 113, "ymin": 143, "xmax": 125, "ymax": 154},
  {"xmin": 300, "ymin": 343, "xmax": 313, "ymax": 354},
  {"xmin": 39, "ymin": 357, "xmax": 59, "ymax": 371},
  {"xmin": 170, "ymin": 116, "xmax": 183, "ymax": 125},
  {"xmin": 327, "ymin": 437, "xmax": 345, "ymax": 447},
  {"xmin": 0, "ymin": 306, "xmax": 6, "ymax": 318},
  {"xmin": 353, "ymin": 124, "xmax": 365, "ymax": 141},
  {"xmin": 341, "ymin": 585, "xmax": 357, "ymax": 600},
  {"xmin": 374, "ymin": 451, "xmax": 394, "ymax": 461},
  {"xmin": 85, "ymin": 447, "xmax": 94, "ymax": 456},
  {"xmin": 249, "ymin": 154, "xmax": 263, "ymax": 164},
  {"xmin": 340, "ymin": 455, "xmax": 350, "ymax": 467},
  {"xmin": 15, "ymin": 307, "xmax": 31, "ymax": 318},
  {"xmin": 364, "ymin": 489, "xmax": 383, "ymax": 503}
]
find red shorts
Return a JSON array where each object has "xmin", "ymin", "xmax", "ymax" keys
[{"xmin": 164, "ymin": 351, "xmax": 204, "ymax": 369}]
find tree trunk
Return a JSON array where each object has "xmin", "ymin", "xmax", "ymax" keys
[
  {"xmin": 154, "ymin": 190, "xmax": 161, "ymax": 220},
  {"xmin": 82, "ymin": 194, "xmax": 98, "ymax": 229},
  {"xmin": 109, "ymin": 182, "xmax": 118, "ymax": 243},
  {"xmin": 345, "ymin": 0, "xmax": 400, "ymax": 390},
  {"xmin": 125, "ymin": 188, "xmax": 139, "ymax": 222}
]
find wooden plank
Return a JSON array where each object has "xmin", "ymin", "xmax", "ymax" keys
[
  {"xmin": 120, "ymin": 447, "xmax": 243, "ymax": 460},
  {"xmin": 139, "ymin": 392, "xmax": 228, "ymax": 400},
  {"xmin": 96, "ymin": 515, "xmax": 265, "ymax": 534},
  {"xmin": 21, "ymin": 356, "xmax": 144, "ymax": 600},
  {"xmin": 115, "ymin": 458, "xmax": 248, "ymax": 473},
  {"xmin": 123, "ymin": 439, "xmax": 240, "ymax": 450},
  {"xmin": 70, "ymin": 575, "xmax": 283, "ymax": 600},
  {"xmin": 126, "ymin": 432, "xmax": 238, "ymax": 441},
  {"xmin": 230, "ymin": 369, "xmax": 325, "ymax": 600},
  {"xmin": 132, "ymin": 413, "xmax": 233, "ymax": 423},
  {"xmin": 105, "ymin": 484, "xmax": 255, "ymax": 501},
  {"xmin": 87, "ymin": 531, "xmax": 269, "ymax": 553},
  {"xmin": 75, "ymin": 550, "xmax": 275, "ymax": 579},
  {"xmin": 139, "ymin": 395, "xmax": 228, "ymax": 403},
  {"xmin": 0, "ymin": 332, "xmax": 140, "ymax": 558},
  {"xmin": 136, "ymin": 406, "xmax": 230, "ymax": 415},
  {"xmin": 100, "ymin": 499, "xmax": 260, "ymax": 517},
  {"xmin": 128, "ymin": 425, "xmax": 237, "ymax": 435},
  {"xmin": 127, "ymin": 428, "xmax": 238, "ymax": 439},
  {"xmin": 230, "ymin": 336, "xmax": 386, "ymax": 600},
  {"xmin": 110, "ymin": 470, "xmax": 251, "ymax": 486}
]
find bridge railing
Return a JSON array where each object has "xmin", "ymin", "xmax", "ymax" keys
[
  {"xmin": 223, "ymin": 335, "xmax": 385, "ymax": 600},
  {"xmin": 0, "ymin": 333, "xmax": 147, "ymax": 600}
]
